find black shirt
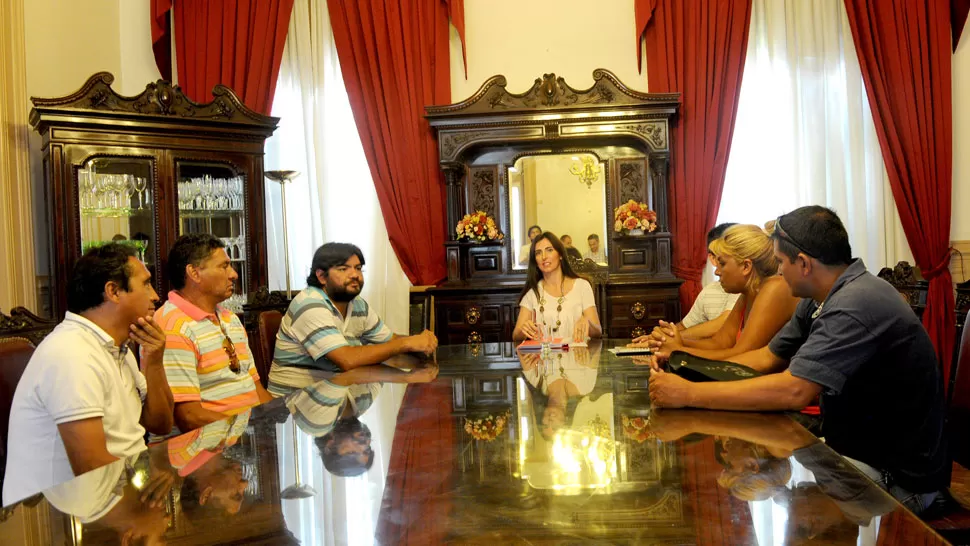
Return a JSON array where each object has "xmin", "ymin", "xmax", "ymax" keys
[{"xmin": 769, "ymin": 259, "xmax": 949, "ymax": 493}]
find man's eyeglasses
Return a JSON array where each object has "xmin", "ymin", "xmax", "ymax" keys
[{"xmin": 773, "ymin": 216, "xmax": 815, "ymax": 258}]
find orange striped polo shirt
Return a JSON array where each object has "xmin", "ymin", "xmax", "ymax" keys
[{"xmin": 153, "ymin": 291, "xmax": 260, "ymax": 439}]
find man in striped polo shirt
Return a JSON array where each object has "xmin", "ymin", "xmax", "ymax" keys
[
  {"xmin": 268, "ymin": 242, "xmax": 439, "ymax": 397},
  {"xmin": 155, "ymin": 234, "xmax": 273, "ymax": 438}
]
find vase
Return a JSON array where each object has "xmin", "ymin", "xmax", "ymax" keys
[{"xmin": 627, "ymin": 228, "xmax": 644, "ymax": 236}]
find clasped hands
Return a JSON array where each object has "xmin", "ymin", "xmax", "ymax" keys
[
  {"xmin": 628, "ymin": 320, "xmax": 683, "ymax": 360},
  {"xmin": 519, "ymin": 317, "xmax": 591, "ymax": 344}
]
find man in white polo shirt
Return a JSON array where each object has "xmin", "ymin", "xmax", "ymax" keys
[{"xmin": 3, "ymin": 244, "xmax": 174, "ymax": 505}]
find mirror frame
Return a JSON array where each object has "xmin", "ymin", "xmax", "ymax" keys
[{"xmin": 426, "ymin": 69, "xmax": 680, "ymax": 283}]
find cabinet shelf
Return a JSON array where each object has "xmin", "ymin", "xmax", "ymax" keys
[{"xmin": 178, "ymin": 209, "xmax": 246, "ymax": 219}]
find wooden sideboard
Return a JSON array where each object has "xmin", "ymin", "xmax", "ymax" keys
[{"xmin": 415, "ymin": 70, "xmax": 684, "ymax": 341}]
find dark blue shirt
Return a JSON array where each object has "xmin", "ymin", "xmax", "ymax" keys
[{"xmin": 769, "ymin": 259, "xmax": 949, "ymax": 493}]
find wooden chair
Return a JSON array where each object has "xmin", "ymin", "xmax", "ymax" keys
[
  {"xmin": 877, "ymin": 261, "xmax": 929, "ymax": 318},
  {"xmin": 926, "ymin": 309, "xmax": 970, "ymax": 541},
  {"xmin": 255, "ymin": 310, "xmax": 283, "ymax": 388},
  {"xmin": 0, "ymin": 307, "xmax": 57, "ymax": 499}
]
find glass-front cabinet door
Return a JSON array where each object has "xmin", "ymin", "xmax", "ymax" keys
[
  {"xmin": 175, "ymin": 160, "xmax": 249, "ymax": 312},
  {"xmin": 77, "ymin": 156, "xmax": 158, "ymax": 286}
]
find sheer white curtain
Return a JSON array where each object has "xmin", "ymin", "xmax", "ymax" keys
[
  {"xmin": 263, "ymin": 0, "xmax": 411, "ymax": 332},
  {"xmin": 264, "ymin": 0, "xmax": 410, "ymax": 543},
  {"xmin": 716, "ymin": 0, "xmax": 913, "ymax": 272}
]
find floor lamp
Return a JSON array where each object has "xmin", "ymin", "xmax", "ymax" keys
[{"xmin": 264, "ymin": 170, "xmax": 300, "ymax": 298}]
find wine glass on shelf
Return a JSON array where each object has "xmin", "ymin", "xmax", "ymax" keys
[
  {"xmin": 133, "ymin": 176, "xmax": 147, "ymax": 210},
  {"xmin": 78, "ymin": 170, "xmax": 92, "ymax": 212}
]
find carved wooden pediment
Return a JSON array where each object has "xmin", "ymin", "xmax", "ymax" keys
[
  {"xmin": 0, "ymin": 307, "xmax": 58, "ymax": 346},
  {"xmin": 29, "ymin": 72, "xmax": 278, "ymax": 127},
  {"xmin": 426, "ymin": 69, "xmax": 679, "ymax": 116}
]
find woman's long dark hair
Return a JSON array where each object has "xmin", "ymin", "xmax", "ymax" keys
[{"xmin": 518, "ymin": 232, "xmax": 582, "ymax": 305}]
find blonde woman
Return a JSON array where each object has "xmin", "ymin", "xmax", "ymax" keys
[{"xmin": 640, "ymin": 224, "xmax": 798, "ymax": 361}]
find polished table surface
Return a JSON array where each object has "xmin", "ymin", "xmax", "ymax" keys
[{"xmin": 0, "ymin": 340, "xmax": 950, "ymax": 545}]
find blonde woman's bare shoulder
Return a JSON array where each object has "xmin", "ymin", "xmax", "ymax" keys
[{"xmin": 761, "ymin": 275, "xmax": 796, "ymax": 299}]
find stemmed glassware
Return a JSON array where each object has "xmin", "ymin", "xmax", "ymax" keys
[
  {"xmin": 177, "ymin": 175, "xmax": 246, "ymax": 211},
  {"xmin": 133, "ymin": 176, "xmax": 148, "ymax": 209}
]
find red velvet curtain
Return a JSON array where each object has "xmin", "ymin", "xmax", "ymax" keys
[
  {"xmin": 842, "ymin": 0, "xmax": 956, "ymax": 387},
  {"xmin": 327, "ymin": 0, "xmax": 465, "ymax": 286},
  {"xmin": 168, "ymin": 0, "xmax": 294, "ymax": 115},
  {"xmin": 149, "ymin": 0, "xmax": 173, "ymax": 81},
  {"xmin": 636, "ymin": 0, "xmax": 753, "ymax": 311}
]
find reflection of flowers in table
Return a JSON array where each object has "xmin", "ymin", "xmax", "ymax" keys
[
  {"xmin": 621, "ymin": 415, "xmax": 656, "ymax": 443},
  {"xmin": 464, "ymin": 410, "xmax": 511, "ymax": 442},
  {"xmin": 613, "ymin": 200, "xmax": 658, "ymax": 235}
]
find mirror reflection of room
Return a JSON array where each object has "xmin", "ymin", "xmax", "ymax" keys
[{"xmin": 509, "ymin": 154, "xmax": 608, "ymax": 269}]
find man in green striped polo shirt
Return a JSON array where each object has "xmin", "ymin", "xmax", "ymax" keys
[{"xmin": 268, "ymin": 243, "xmax": 438, "ymax": 397}]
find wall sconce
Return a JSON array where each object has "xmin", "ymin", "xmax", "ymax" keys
[{"xmin": 569, "ymin": 156, "xmax": 601, "ymax": 189}]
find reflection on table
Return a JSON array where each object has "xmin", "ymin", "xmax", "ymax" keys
[{"xmin": 0, "ymin": 341, "xmax": 948, "ymax": 545}]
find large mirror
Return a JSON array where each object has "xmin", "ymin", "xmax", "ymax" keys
[{"xmin": 509, "ymin": 153, "xmax": 608, "ymax": 270}]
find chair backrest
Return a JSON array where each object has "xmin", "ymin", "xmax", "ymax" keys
[
  {"xmin": 0, "ymin": 307, "xmax": 56, "ymax": 494},
  {"xmin": 255, "ymin": 310, "xmax": 283, "ymax": 388},
  {"xmin": 877, "ymin": 261, "xmax": 928, "ymax": 318},
  {"xmin": 0, "ymin": 337, "xmax": 37, "ymax": 494},
  {"xmin": 949, "ymin": 317, "xmax": 970, "ymax": 468}
]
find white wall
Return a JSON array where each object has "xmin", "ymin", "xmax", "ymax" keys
[
  {"xmin": 449, "ymin": 0, "xmax": 645, "ymax": 102},
  {"xmin": 953, "ymin": 36, "xmax": 970, "ymax": 241},
  {"xmin": 23, "ymin": 0, "xmax": 160, "ymax": 283}
]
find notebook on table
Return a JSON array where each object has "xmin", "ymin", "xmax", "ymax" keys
[
  {"xmin": 666, "ymin": 351, "xmax": 762, "ymax": 382},
  {"xmin": 516, "ymin": 339, "xmax": 587, "ymax": 351},
  {"xmin": 608, "ymin": 346, "xmax": 654, "ymax": 356}
]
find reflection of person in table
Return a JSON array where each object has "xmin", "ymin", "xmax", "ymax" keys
[
  {"xmin": 649, "ymin": 410, "xmax": 897, "ymax": 543},
  {"xmin": 168, "ymin": 410, "xmax": 253, "ymax": 522},
  {"xmin": 42, "ymin": 451, "xmax": 174, "ymax": 546},
  {"xmin": 285, "ymin": 359, "xmax": 438, "ymax": 477},
  {"xmin": 519, "ymin": 342, "xmax": 602, "ymax": 438},
  {"xmin": 513, "ymin": 232, "xmax": 602, "ymax": 342}
]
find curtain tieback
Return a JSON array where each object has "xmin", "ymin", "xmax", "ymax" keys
[
  {"xmin": 672, "ymin": 266, "xmax": 703, "ymax": 283},
  {"xmin": 923, "ymin": 248, "xmax": 953, "ymax": 281}
]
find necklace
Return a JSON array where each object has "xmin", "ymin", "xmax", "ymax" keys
[{"xmin": 538, "ymin": 279, "xmax": 566, "ymax": 333}]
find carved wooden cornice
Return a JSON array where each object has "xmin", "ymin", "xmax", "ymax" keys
[
  {"xmin": 426, "ymin": 70, "xmax": 679, "ymax": 164},
  {"xmin": 29, "ymin": 72, "xmax": 279, "ymax": 129},
  {"xmin": 426, "ymin": 69, "xmax": 679, "ymax": 116}
]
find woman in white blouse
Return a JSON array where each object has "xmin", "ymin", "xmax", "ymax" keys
[{"xmin": 513, "ymin": 232, "xmax": 602, "ymax": 342}]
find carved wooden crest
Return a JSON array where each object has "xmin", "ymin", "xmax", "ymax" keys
[
  {"xmin": 427, "ymin": 69, "xmax": 679, "ymax": 116},
  {"xmin": 29, "ymin": 72, "xmax": 278, "ymax": 127},
  {"xmin": 242, "ymin": 286, "xmax": 294, "ymax": 330},
  {"xmin": 0, "ymin": 307, "xmax": 58, "ymax": 346}
]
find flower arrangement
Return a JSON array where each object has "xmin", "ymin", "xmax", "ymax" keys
[
  {"xmin": 456, "ymin": 211, "xmax": 504, "ymax": 242},
  {"xmin": 621, "ymin": 415, "xmax": 655, "ymax": 443},
  {"xmin": 464, "ymin": 410, "xmax": 511, "ymax": 442},
  {"xmin": 613, "ymin": 200, "xmax": 658, "ymax": 235}
]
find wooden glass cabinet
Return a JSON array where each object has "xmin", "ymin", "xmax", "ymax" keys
[{"xmin": 29, "ymin": 72, "xmax": 279, "ymax": 318}]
